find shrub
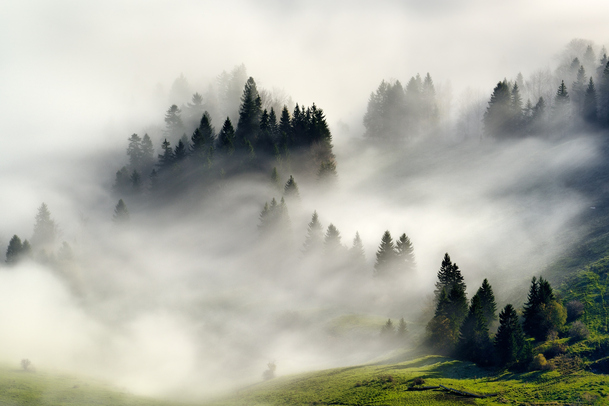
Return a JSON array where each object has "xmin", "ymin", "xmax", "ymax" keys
[
  {"xmin": 262, "ymin": 361, "xmax": 276, "ymax": 381},
  {"xmin": 569, "ymin": 321, "xmax": 590, "ymax": 341},
  {"xmin": 530, "ymin": 354, "xmax": 552, "ymax": 371},
  {"xmin": 566, "ymin": 300, "xmax": 584, "ymax": 322},
  {"xmin": 543, "ymin": 340, "xmax": 567, "ymax": 359},
  {"xmin": 411, "ymin": 377, "xmax": 426, "ymax": 387},
  {"xmin": 20, "ymin": 359, "xmax": 34, "ymax": 372}
]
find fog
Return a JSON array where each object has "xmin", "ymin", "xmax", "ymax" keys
[{"xmin": 1, "ymin": 0, "xmax": 609, "ymax": 401}]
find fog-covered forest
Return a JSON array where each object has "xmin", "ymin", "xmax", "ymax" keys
[{"xmin": 3, "ymin": 1, "xmax": 609, "ymax": 403}]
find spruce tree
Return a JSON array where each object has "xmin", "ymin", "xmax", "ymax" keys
[
  {"xmin": 270, "ymin": 167, "xmax": 281, "ymax": 191},
  {"xmin": 475, "ymin": 278, "xmax": 497, "ymax": 326},
  {"xmin": 397, "ymin": 317, "xmax": 408, "ymax": 339},
  {"xmin": 572, "ymin": 65, "xmax": 587, "ymax": 116},
  {"xmin": 158, "ymin": 139, "xmax": 175, "ymax": 169},
  {"xmin": 31, "ymin": 203, "xmax": 57, "ymax": 249},
  {"xmin": 583, "ymin": 77, "xmax": 598, "ymax": 124},
  {"xmin": 495, "ymin": 304, "xmax": 529, "ymax": 368},
  {"xmin": 323, "ymin": 224, "xmax": 343, "ymax": 254},
  {"xmin": 113, "ymin": 199, "xmax": 130, "ymax": 223},
  {"xmin": 126, "ymin": 133, "xmax": 142, "ymax": 169},
  {"xmin": 6, "ymin": 235, "xmax": 23, "ymax": 264},
  {"xmin": 235, "ymin": 77, "xmax": 262, "ymax": 148},
  {"xmin": 302, "ymin": 211, "xmax": 324, "ymax": 255},
  {"xmin": 218, "ymin": 117, "xmax": 235, "ymax": 155},
  {"xmin": 283, "ymin": 175, "xmax": 300, "ymax": 199},
  {"xmin": 509, "ymin": 83, "xmax": 524, "ymax": 133},
  {"xmin": 164, "ymin": 104, "xmax": 184, "ymax": 138},
  {"xmin": 434, "ymin": 253, "xmax": 465, "ymax": 299},
  {"xmin": 130, "ymin": 170, "xmax": 142, "ymax": 193},
  {"xmin": 113, "ymin": 166, "xmax": 131, "ymax": 195},
  {"xmin": 174, "ymin": 139, "xmax": 187, "ymax": 162},
  {"xmin": 457, "ymin": 295, "xmax": 493, "ymax": 366},
  {"xmin": 140, "ymin": 134, "xmax": 155, "ymax": 172},
  {"xmin": 483, "ymin": 80, "xmax": 512, "ymax": 138},
  {"xmin": 380, "ymin": 319, "xmax": 395, "ymax": 338},
  {"xmin": 395, "ymin": 233, "xmax": 416, "ymax": 274},
  {"xmin": 349, "ymin": 231, "xmax": 366, "ymax": 264},
  {"xmin": 373, "ymin": 231, "xmax": 396, "ymax": 278},
  {"xmin": 553, "ymin": 80, "xmax": 570, "ymax": 119}
]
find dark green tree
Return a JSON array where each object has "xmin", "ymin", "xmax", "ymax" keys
[
  {"xmin": 434, "ymin": 253, "xmax": 465, "ymax": 299},
  {"xmin": 583, "ymin": 77, "xmax": 598, "ymax": 124},
  {"xmin": 174, "ymin": 139, "xmax": 187, "ymax": 162},
  {"xmin": 475, "ymin": 278, "xmax": 497, "ymax": 326},
  {"xmin": 495, "ymin": 304, "xmax": 530, "ymax": 368},
  {"xmin": 483, "ymin": 80, "xmax": 512, "ymax": 138},
  {"xmin": 235, "ymin": 77, "xmax": 262, "ymax": 148},
  {"xmin": 157, "ymin": 139, "xmax": 175, "ymax": 169},
  {"xmin": 6, "ymin": 235, "xmax": 23, "ymax": 264},
  {"xmin": 218, "ymin": 117, "xmax": 235, "ymax": 155},
  {"xmin": 373, "ymin": 231, "xmax": 396, "ymax": 278},
  {"xmin": 523, "ymin": 276, "xmax": 565, "ymax": 341},
  {"xmin": 426, "ymin": 288, "xmax": 458, "ymax": 353},
  {"xmin": 113, "ymin": 199, "xmax": 130, "ymax": 224},
  {"xmin": 164, "ymin": 104, "xmax": 184, "ymax": 138},
  {"xmin": 395, "ymin": 233, "xmax": 416, "ymax": 274},
  {"xmin": 457, "ymin": 295, "xmax": 493, "ymax": 366}
]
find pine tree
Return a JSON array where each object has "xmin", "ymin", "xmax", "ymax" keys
[
  {"xmin": 509, "ymin": 83, "xmax": 524, "ymax": 133},
  {"xmin": 31, "ymin": 203, "xmax": 57, "ymax": 249},
  {"xmin": 324, "ymin": 224, "xmax": 343, "ymax": 254},
  {"xmin": 218, "ymin": 117, "xmax": 235, "ymax": 155},
  {"xmin": 6, "ymin": 235, "xmax": 23, "ymax": 264},
  {"xmin": 130, "ymin": 170, "xmax": 142, "ymax": 193},
  {"xmin": 523, "ymin": 276, "xmax": 565, "ymax": 341},
  {"xmin": 113, "ymin": 166, "xmax": 131, "ymax": 195},
  {"xmin": 302, "ymin": 211, "xmax": 324, "ymax": 255},
  {"xmin": 572, "ymin": 65, "xmax": 587, "ymax": 116},
  {"xmin": 583, "ymin": 77, "xmax": 598, "ymax": 124},
  {"xmin": 495, "ymin": 304, "xmax": 529, "ymax": 368},
  {"xmin": 553, "ymin": 80, "xmax": 570, "ymax": 120},
  {"xmin": 158, "ymin": 139, "xmax": 175, "ymax": 169},
  {"xmin": 457, "ymin": 295, "xmax": 493, "ymax": 366},
  {"xmin": 126, "ymin": 133, "xmax": 142, "ymax": 169},
  {"xmin": 426, "ymin": 288, "xmax": 458, "ymax": 353},
  {"xmin": 283, "ymin": 175, "xmax": 300, "ymax": 199},
  {"xmin": 317, "ymin": 160, "xmax": 338, "ymax": 183},
  {"xmin": 278, "ymin": 106, "xmax": 292, "ymax": 147},
  {"xmin": 235, "ymin": 77, "xmax": 262, "ymax": 148},
  {"xmin": 373, "ymin": 231, "xmax": 396, "ymax": 278},
  {"xmin": 164, "ymin": 104, "xmax": 184, "ymax": 138},
  {"xmin": 396, "ymin": 317, "xmax": 408, "ymax": 339},
  {"xmin": 349, "ymin": 231, "xmax": 366, "ymax": 264},
  {"xmin": 434, "ymin": 253, "xmax": 465, "ymax": 299},
  {"xmin": 380, "ymin": 319, "xmax": 395, "ymax": 337},
  {"xmin": 113, "ymin": 199, "xmax": 130, "ymax": 224},
  {"xmin": 475, "ymin": 278, "xmax": 497, "ymax": 326},
  {"xmin": 483, "ymin": 80, "xmax": 512, "ymax": 138},
  {"xmin": 270, "ymin": 167, "xmax": 281, "ymax": 191},
  {"xmin": 174, "ymin": 139, "xmax": 187, "ymax": 162},
  {"xmin": 598, "ymin": 61, "xmax": 609, "ymax": 126},
  {"xmin": 395, "ymin": 233, "xmax": 416, "ymax": 274},
  {"xmin": 140, "ymin": 134, "xmax": 155, "ymax": 172}
]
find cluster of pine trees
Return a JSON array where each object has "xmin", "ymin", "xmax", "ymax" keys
[
  {"xmin": 484, "ymin": 45, "xmax": 609, "ymax": 138},
  {"xmin": 363, "ymin": 73, "xmax": 439, "ymax": 143},
  {"xmin": 114, "ymin": 76, "xmax": 337, "ymax": 200},
  {"xmin": 427, "ymin": 254, "xmax": 567, "ymax": 370}
]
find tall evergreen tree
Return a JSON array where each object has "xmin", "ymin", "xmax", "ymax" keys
[
  {"xmin": 572, "ymin": 65, "xmax": 587, "ymax": 116},
  {"xmin": 323, "ymin": 224, "xmax": 343, "ymax": 254},
  {"xmin": 395, "ymin": 233, "xmax": 416, "ymax": 274},
  {"xmin": 349, "ymin": 231, "xmax": 366, "ymax": 264},
  {"xmin": 113, "ymin": 199, "xmax": 130, "ymax": 224},
  {"xmin": 31, "ymin": 203, "xmax": 57, "ymax": 249},
  {"xmin": 583, "ymin": 77, "xmax": 598, "ymax": 124},
  {"xmin": 130, "ymin": 170, "xmax": 142, "ymax": 193},
  {"xmin": 126, "ymin": 133, "xmax": 143, "ymax": 169},
  {"xmin": 509, "ymin": 83, "xmax": 524, "ymax": 133},
  {"xmin": 6, "ymin": 235, "xmax": 23, "ymax": 264},
  {"xmin": 483, "ymin": 80, "xmax": 512, "ymax": 138},
  {"xmin": 164, "ymin": 104, "xmax": 184, "ymax": 138},
  {"xmin": 174, "ymin": 139, "xmax": 187, "ymax": 162},
  {"xmin": 553, "ymin": 80, "xmax": 571, "ymax": 121},
  {"xmin": 113, "ymin": 166, "xmax": 131, "ymax": 195},
  {"xmin": 218, "ymin": 117, "xmax": 235, "ymax": 155},
  {"xmin": 235, "ymin": 77, "xmax": 262, "ymax": 148},
  {"xmin": 283, "ymin": 175, "xmax": 300, "ymax": 199},
  {"xmin": 157, "ymin": 139, "xmax": 175, "ymax": 169},
  {"xmin": 140, "ymin": 134, "xmax": 155, "ymax": 173},
  {"xmin": 457, "ymin": 295, "xmax": 493, "ymax": 366},
  {"xmin": 598, "ymin": 61, "xmax": 609, "ymax": 126},
  {"xmin": 434, "ymin": 253, "xmax": 465, "ymax": 299},
  {"xmin": 373, "ymin": 231, "xmax": 396, "ymax": 278},
  {"xmin": 495, "ymin": 304, "xmax": 530, "ymax": 368},
  {"xmin": 523, "ymin": 276, "xmax": 565, "ymax": 341},
  {"xmin": 302, "ymin": 211, "xmax": 324, "ymax": 255},
  {"xmin": 475, "ymin": 278, "xmax": 497, "ymax": 326}
]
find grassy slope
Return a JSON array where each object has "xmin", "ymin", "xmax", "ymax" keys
[
  {"xmin": 208, "ymin": 354, "xmax": 609, "ymax": 405},
  {"xmin": 0, "ymin": 364, "xmax": 188, "ymax": 406}
]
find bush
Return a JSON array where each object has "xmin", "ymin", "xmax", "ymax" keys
[
  {"xmin": 569, "ymin": 321, "xmax": 590, "ymax": 341},
  {"xmin": 530, "ymin": 354, "xmax": 553, "ymax": 371},
  {"xmin": 566, "ymin": 300, "xmax": 584, "ymax": 322},
  {"xmin": 20, "ymin": 359, "xmax": 35, "ymax": 372},
  {"xmin": 262, "ymin": 361, "xmax": 276, "ymax": 381},
  {"xmin": 543, "ymin": 340, "xmax": 567, "ymax": 359},
  {"xmin": 411, "ymin": 377, "xmax": 425, "ymax": 387}
]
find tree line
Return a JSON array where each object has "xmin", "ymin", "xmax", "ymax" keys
[{"xmin": 426, "ymin": 253, "xmax": 573, "ymax": 370}]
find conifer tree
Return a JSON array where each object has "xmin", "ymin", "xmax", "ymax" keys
[
  {"xmin": 583, "ymin": 77, "xmax": 598, "ymax": 124},
  {"xmin": 397, "ymin": 317, "xmax": 408, "ymax": 339},
  {"xmin": 323, "ymin": 224, "xmax": 343, "ymax": 254},
  {"xmin": 395, "ymin": 233, "xmax": 416, "ymax": 274},
  {"xmin": 270, "ymin": 167, "xmax": 281, "ymax": 191},
  {"xmin": 164, "ymin": 104, "xmax": 184, "ymax": 138},
  {"xmin": 426, "ymin": 288, "xmax": 458, "ymax": 353},
  {"xmin": 113, "ymin": 166, "xmax": 131, "ymax": 195},
  {"xmin": 218, "ymin": 117, "xmax": 235, "ymax": 155},
  {"xmin": 523, "ymin": 276, "xmax": 565, "ymax": 341},
  {"xmin": 553, "ymin": 80, "xmax": 571, "ymax": 120},
  {"xmin": 31, "ymin": 203, "xmax": 57, "ymax": 249},
  {"xmin": 126, "ymin": 133, "xmax": 142, "ymax": 169},
  {"xmin": 113, "ymin": 199, "xmax": 130, "ymax": 224},
  {"xmin": 373, "ymin": 231, "xmax": 396, "ymax": 278},
  {"xmin": 434, "ymin": 253, "xmax": 465, "ymax": 299},
  {"xmin": 509, "ymin": 83, "xmax": 523, "ymax": 133},
  {"xmin": 598, "ymin": 61, "xmax": 609, "ymax": 126},
  {"xmin": 317, "ymin": 160, "xmax": 338, "ymax": 183},
  {"xmin": 457, "ymin": 295, "xmax": 493, "ymax": 366},
  {"xmin": 475, "ymin": 278, "xmax": 497, "ymax": 326},
  {"xmin": 278, "ymin": 106, "xmax": 292, "ymax": 146},
  {"xmin": 483, "ymin": 80, "xmax": 512, "ymax": 138},
  {"xmin": 158, "ymin": 139, "xmax": 175, "ymax": 169},
  {"xmin": 283, "ymin": 175, "xmax": 300, "ymax": 199},
  {"xmin": 174, "ymin": 139, "xmax": 187, "ymax": 162},
  {"xmin": 6, "ymin": 235, "xmax": 23, "ymax": 264},
  {"xmin": 349, "ymin": 231, "xmax": 366, "ymax": 264},
  {"xmin": 495, "ymin": 304, "xmax": 529, "ymax": 368},
  {"xmin": 572, "ymin": 65, "xmax": 587, "ymax": 116},
  {"xmin": 130, "ymin": 170, "xmax": 142, "ymax": 193},
  {"xmin": 302, "ymin": 211, "xmax": 324, "ymax": 255},
  {"xmin": 380, "ymin": 319, "xmax": 395, "ymax": 337},
  {"xmin": 236, "ymin": 77, "xmax": 262, "ymax": 148},
  {"xmin": 140, "ymin": 134, "xmax": 155, "ymax": 172}
]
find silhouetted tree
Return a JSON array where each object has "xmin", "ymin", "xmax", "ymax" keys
[
  {"xmin": 302, "ymin": 211, "xmax": 324, "ymax": 255},
  {"xmin": 31, "ymin": 203, "xmax": 57, "ymax": 249},
  {"xmin": 373, "ymin": 231, "xmax": 396, "ymax": 278},
  {"xmin": 126, "ymin": 133, "xmax": 142, "ymax": 169},
  {"xmin": 140, "ymin": 134, "xmax": 155, "ymax": 173},
  {"xmin": 164, "ymin": 104, "xmax": 184, "ymax": 138},
  {"xmin": 395, "ymin": 233, "xmax": 416, "ymax": 274},
  {"xmin": 113, "ymin": 199, "xmax": 130, "ymax": 224},
  {"xmin": 113, "ymin": 166, "xmax": 131, "ymax": 195},
  {"xmin": 495, "ymin": 304, "xmax": 530, "ymax": 368},
  {"xmin": 523, "ymin": 276, "xmax": 566, "ymax": 341},
  {"xmin": 349, "ymin": 231, "xmax": 366, "ymax": 265},
  {"xmin": 583, "ymin": 77, "xmax": 598, "ymax": 124},
  {"xmin": 157, "ymin": 139, "xmax": 175, "ymax": 169},
  {"xmin": 323, "ymin": 224, "xmax": 344, "ymax": 254},
  {"xmin": 283, "ymin": 175, "xmax": 300, "ymax": 199},
  {"xmin": 475, "ymin": 278, "xmax": 497, "ymax": 326},
  {"xmin": 236, "ymin": 77, "xmax": 262, "ymax": 149},
  {"xmin": 6, "ymin": 235, "xmax": 23, "ymax": 264},
  {"xmin": 457, "ymin": 295, "xmax": 493, "ymax": 366},
  {"xmin": 434, "ymin": 253, "xmax": 465, "ymax": 300},
  {"xmin": 218, "ymin": 117, "xmax": 235, "ymax": 155},
  {"xmin": 484, "ymin": 80, "xmax": 512, "ymax": 138}
]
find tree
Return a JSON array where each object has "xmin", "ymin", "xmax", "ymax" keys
[
  {"xmin": 373, "ymin": 231, "xmax": 396, "ymax": 278},
  {"xmin": 191, "ymin": 111, "xmax": 215, "ymax": 159},
  {"xmin": 126, "ymin": 133, "xmax": 142, "ymax": 169},
  {"xmin": 523, "ymin": 276, "xmax": 565, "ymax": 341},
  {"xmin": 509, "ymin": 83, "xmax": 524, "ymax": 133},
  {"xmin": 317, "ymin": 160, "xmax": 338, "ymax": 183},
  {"xmin": 218, "ymin": 117, "xmax": 235, "ymax": 155},
  {"xmin": 434, "ymin": 253, "xmax": 465, "ymax": 300},
  {"xmin": 283, "ymin": 175, "xmax": 300, "ymax": 199},
  {"xmin": 31, "ymin": 203, "xmax": 57, "ymax": 249},
  {"xmin": 380, "ymin": 319, "xmax": 395, "ymax": 338},
  {"xmin": 113, "ymin": 199, "xmax": 130, "ymax": 224},
  {"xmin": 323, "ymin": 224, "xmax": 344, "ymax": 254},
  {"xmin": 164, "ymin": 104, "xmax": 184, "ymax": 138},
  {"xmin": 174, "ymin": 139, "xmax": 187, "ymax": 162},
  {"xmin": 113, "ymin": 166, "xmax": 131, "ymax": 195},
  {"xmin": 395, "ymin": 233, "xmax": 416, "ymax": 274},
  {"xmin": 426, "ymin": 288, "xmax": 459, "ymax": 353},
  {"xmin": 475, "ymin": 278, "xmax": 497, "ymax": 326},
  {"xmin": 397, "ymin": 317, "xmax": 408, "ymax": 339},
  {"xmin": 552, "ymin": 80, "xmax": 571, "ymax": 123},
  {"xmin": 483, "ymin": 80, "xmax": 512, "ymax": 138},
  {"xmin": 495, "ymin": 304, "xmax": 530, "ymax": 368},
  {"xmin": 349, "ymin": 231, "xmax": 366, "ymax": 265},
  {"xmin": 583, "ymin": 77, "xmax": 598, "ymax": 124},
  {"xmin": 456, "ymin": 295, "xmax": 493, "ymax": 366},
  {"xmin": 6, "ymin": 235, "xmax": 23, "ymax": 264},
  {"xmin": 302, "ymin": 211, "xmax": 324, "ymax": 255},
  {"xmin": 140, "ymin": 134, "xmax": 155, "ymax": 172},
  {"xmin": 235, "ymin": 77, "xmax": 262, "ymax": 148},
  {"xmin": 572, "ymin": 65, "xmax": 587, "ymax": 116},
  {"xmin": 157, "ymin": 139, "xmax": 175, "ymax": 169},
  {"xmin": 130, "ymin": 170, "xmax": 142, "ymax": 193}
]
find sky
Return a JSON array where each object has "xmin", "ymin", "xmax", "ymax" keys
[{"xmin": 1, "ymin": 0, "xmax": 609, "ymax": 399}]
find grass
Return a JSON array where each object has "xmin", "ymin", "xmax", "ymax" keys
[{"xmin": 0, "ymin": 363, "xmax": 187, "ymax": 406}]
